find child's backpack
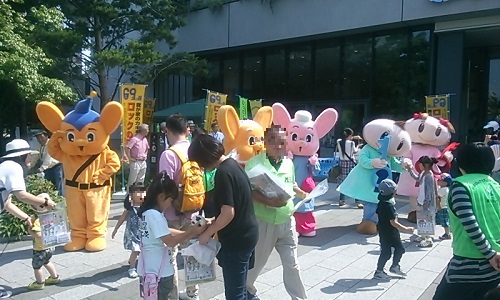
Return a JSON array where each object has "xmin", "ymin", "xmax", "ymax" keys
[
  {"xmin": 140, "ymin": 246, "xmax": 168, "ymax": 299},
  {"xmin": 169, "ymin": 146, "xmax": 205, "ymax": 214}
]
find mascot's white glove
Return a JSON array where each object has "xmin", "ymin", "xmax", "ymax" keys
[
  {"xmin": 403, "ymin": 158, "xmax": 413, "ymax": 170},
  {"xmin": 372, "ymin": 158, "xmax": 388, "ymax": 169}
]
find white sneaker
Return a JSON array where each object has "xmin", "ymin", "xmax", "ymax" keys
[
  {"xmin": 389, "ymin": 265, "xmax": 407, "ymax": 276},
  {"xmin": 0, "ymin": 291, "xmax": 12, "ymax": 298},
  {"xmin": 179, "ymin": 290, "xmax": 200, "ymax": 300},
  {"xmin": 128, "ymin": 268, "xmax": 138, "ymax": 278},
  {"xmin": 373, "ymin": 270, "xmax": 391, "ymax": 280}
]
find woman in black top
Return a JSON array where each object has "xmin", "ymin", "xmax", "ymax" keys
[{"xmin": 188, "ymin": 134, "xmax": 258, "ymax": 300}]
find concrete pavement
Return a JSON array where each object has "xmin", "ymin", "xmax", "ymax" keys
[{"xmin": 0, "ymin": 185, "xmax": 450, "ymax": 299}]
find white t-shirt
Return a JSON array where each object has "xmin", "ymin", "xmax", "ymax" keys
[
  {"xmin": 437, "ymin": 186, "xmax": 449, "ymax": 209},
  {"xmin": 138, "ymin": 209, "xmax": 174, "ymax": 278},
  {"xmin": 0, "ymin": 160, "xmax": 26, "ymax": 211},
  {"xmin": 336, "ymin": 139, "xmax": 356, "ymax": 161}
]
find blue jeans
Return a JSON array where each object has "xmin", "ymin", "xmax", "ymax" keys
[
  {"xmin": 217, "ymin": 244, "xmax": 254, "ymax": 300},
  {"xmin": 44, "ymin": 164, "xmax": 64, "ymax": 196},
  {"xmin": 361, "ymin": 201, "xmax": 378, "ymax": 223}
]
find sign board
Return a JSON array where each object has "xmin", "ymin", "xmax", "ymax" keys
[{"xmin": 425, "ymin": 95, "xmax": 449, "ymax": 119}]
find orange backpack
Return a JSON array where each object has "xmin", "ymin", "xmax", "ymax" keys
[{"xmin": 169, "ymin": 146, "xmax": 205, "ymax": 213}]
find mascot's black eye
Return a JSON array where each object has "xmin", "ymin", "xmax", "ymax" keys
[
  {"xmin": 248, "ymin": 136, "xmax": 255, "ymax": 145},
  {"xmin": 379, "ymin": 131, "xmax": 389, "ymax": 139},
  {"xmin": 397, "ymin": 140, "xmax": 404, "ymax": 151},
  {"xmin": 305, "ymin": 134, "xmax": 313, "ymax": 142},
  {"xmin": 67, "ymin": 132, "xmax": 75, "ymax": 142},
  {"xmin": 435, "ymin": 127, "xmax": 442, "ymax": 137},
  {"xmin": 260, "ymin": 136, "xmax": 264, "ymax": 142},
  {"xmin": 86, "ymin": 132, "xmax": 95, "ymax": 142},
  {"xmin": 291, "ymin": 133, "xmax": 298, "ymax": 141},
  {"xmin": 418, "ymin": 122, "xmax": 425, "ymax": 133}
]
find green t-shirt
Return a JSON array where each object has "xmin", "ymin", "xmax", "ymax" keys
[
  {"xmin": 204, "ymin": 169, "xmax": 216, "ymax": 192},
  {"xmin": 245, "ymin": 152, "xmax": 295, "ymax": 225}
]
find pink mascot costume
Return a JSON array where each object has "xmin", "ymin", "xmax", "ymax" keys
[
  {"xmin": 398, "ymin": 112, "xmax": 456, "ymax": 223},
  {"xmin": 272, "ymin": 103, "xmax": 338, "ymax": 237}
]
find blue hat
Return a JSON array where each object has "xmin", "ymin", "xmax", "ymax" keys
[{"xmin": 63, "ymin": 98, "xmax": 100, "ymax": 131}]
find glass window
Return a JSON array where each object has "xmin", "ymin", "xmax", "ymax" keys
[
  {"xmin": 372, "ymin": 32, "xmax": 408, "ymax": 119},
  {"xmin": 243, "ymin": 52, "xmax": 263, "ymax": 98},
  {"xmin": 193, "ymin": 57, "xmax": 221, "ymax": 100},
  {"xmin": 223, "ymin": 55, "xmax": 240, "ymax": 98},
  {"xmin": 288, "ymin": 45, "xmax": 312, "ymax": 101},
  {"xmin": 315, "ymin": 41, "xmax": 341, "ymax": 100},
  {"xmin": 408, "ymin": 30, "xmax": 431, "ymax": 115},
  {"xmin": 264, "ymin": 48, "xmax": 286, "ymax": 101},
  {"xmin": 342, "ymin": 36, "xmax": 372, "ymax": 99}
]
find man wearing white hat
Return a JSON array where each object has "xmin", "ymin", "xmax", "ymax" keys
[
  {"xmin": 32, "ymin": 130, "xmax": 64, "ymax": 196},
  {"xmin": 483, "ymin": 121, "xmax": 500, "ymax": 146},
  {"xmin": 0, "ymin": 139, "xmax": 57, "ymax": 299}
]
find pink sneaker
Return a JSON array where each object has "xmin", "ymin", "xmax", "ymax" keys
[{"xmin": 300, "ymin": 231, "xmax": 317, "ymax": 237}]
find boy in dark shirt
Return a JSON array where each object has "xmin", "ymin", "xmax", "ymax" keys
[{"xmin": 374, "ymin": 179, "xmax": 415, "ymax": 280}]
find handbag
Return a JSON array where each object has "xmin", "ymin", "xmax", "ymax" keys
[
  {"xmin": 329, "ymin": 140, "xmax": 357, "ymax": 182},
  {"xmin": 140, "ymin": 242, "xmax": 168, "ymax": 299}
]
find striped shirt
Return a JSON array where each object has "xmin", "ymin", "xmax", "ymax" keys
[{"xmin": 445, "ymin": 183, "xmax": 500, "ymax": 283}]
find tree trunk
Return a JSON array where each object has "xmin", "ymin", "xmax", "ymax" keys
[
  {"xmin": 19, "ymin": 97, "xmax": 27, "ymax": 139},
  {"xmin": 93, "ymin": 16, "xmax": 108, "ymax": 108}
]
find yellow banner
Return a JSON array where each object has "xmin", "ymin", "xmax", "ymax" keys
[
  {"xmin": 122, "ymin": 100, "xmax": 144, "ymax": 146},
  {"xmin": 204, "ymin": 91, "xmax": 227, "ymax": 132},
  {"xmin": 425, "ymin": 95, "xmax": 449, "ymax": 119},
  {"xmin": 121, "ymin": 84, "xmax": 147, "ymax": 101},
  {"xmin": 142, "ymin": 99, "xmax": 156, "ymax": 127},
  {"xmin": 249, "ymin": 100, "xmax": 263, "ymax": 118}
]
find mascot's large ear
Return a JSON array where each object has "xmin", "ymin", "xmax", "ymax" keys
[
  {"xmin": 271, "ymin": 103, "xmax": 292, "ymax": 127},
  {"xmin": 36, "ymin": 102, "xmax": 65, "ymax": 132},
  {"xmin": 253, "ymin": 106, "xmax": 273, "ymax": 129},
  {"xmin": 314, "ymin": 108, "xmax": 338, "ymax": 138},
  {"xmin": 217, "ymin": 105, "xmax": 240, "ymax": 144},
  {"xmin": 100, "ymin": 101, "xmax": 124, "ymax": 135}
]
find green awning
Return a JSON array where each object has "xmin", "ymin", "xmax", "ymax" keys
[{"xmin": 153, "ymin": 99, "xmax": 206, "ymax": 119}]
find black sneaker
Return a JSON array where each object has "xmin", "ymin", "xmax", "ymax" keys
[{"xmin": 247, "ymin": 291, "xmax": 260, "ymax": 300}]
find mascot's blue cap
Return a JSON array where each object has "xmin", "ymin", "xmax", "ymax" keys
[{"xmin": 63, "ymin": 98, "xmax": 100, "ymax": 131}]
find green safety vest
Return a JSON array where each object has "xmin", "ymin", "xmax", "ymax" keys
[{"xmin": 449, "ymin": 174, "xmax": 500, "ymax": 259}]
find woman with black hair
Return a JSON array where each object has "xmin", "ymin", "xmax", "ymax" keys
[
  {"xmin": 336, "ymin": 128, "xmax": 363, "ymax": 208},
  {"xmin": 188, "ymin": 134, "xmax": 258, "ymax": 300},
  {"xmin": 0, "ymin": 139, "xmax": 57, "ymax": 299},
  {"xmin": 433, "ymin": 142, "xmax": 500, "ymax": 300}
]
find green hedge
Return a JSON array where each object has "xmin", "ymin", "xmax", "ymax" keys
[{"xmin": 0, "ymin": 175, "xmax": 65, "ymax": 240}]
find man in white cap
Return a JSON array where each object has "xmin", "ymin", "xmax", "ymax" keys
[
  {"xmin": 483, "ymin": 121, "xmax": 500, "ymax": 146},
  {"xmin": 0, "ymin": 139, "xmax": 57, "ymax": 298},
  {"xmin": 125, "ymin": 124, "xmax": 150, "ymax": 186}
]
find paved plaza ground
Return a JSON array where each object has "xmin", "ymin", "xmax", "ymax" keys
[{"xmin": 0, "ymin": 185, "xmax": 448, "ymax": 299}]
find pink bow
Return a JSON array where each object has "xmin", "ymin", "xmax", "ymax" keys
[
  {"xmin": 413, "ymin": 112, "xmax": 424, "ymax": 120},
  {"xmin": 439, "ymin": 118, "xmax": 450, "ymax": 127}
]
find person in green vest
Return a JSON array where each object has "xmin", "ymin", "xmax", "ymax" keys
[{"xmin": 433, "ymin": 142, "xmax": 500, "ymax": 300}]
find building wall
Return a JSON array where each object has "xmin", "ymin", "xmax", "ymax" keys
[{"xmin": 169, "ymin": 0, "xmax": 500, "ymax": 54}]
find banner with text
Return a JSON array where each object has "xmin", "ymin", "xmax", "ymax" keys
[
  {"xmin": 121, "ymin": 84, "xmax": 147, "ymax": 146},
  {"xmin": 121, "ymin": 84, "xmax": 146, "ymax": 101},
  {"xmin": 122, "ymin": 100, "xmax": 144, "ymax": 146},
  {"xmin": 249, "ymin": 99, "xmax": 263, "ymax": 118},
  {"xmin": 425, "ymin": 94, "xmax": 449, "ymax": 119},
  {"xmin": 204, "ymin": 91, "xmax": 227, "ymax": 132},
  {"xmin": 142, "ymin": 99, "xmax": 156, "ymax": 127},
  {"xmin": 239, "ymin": 96, "xmax": 248, "ymax": 120}
]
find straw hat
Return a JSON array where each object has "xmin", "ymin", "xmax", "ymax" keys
[{"xmin": 1, "ymin": 139, "xmax": 39, "ymax": 158}]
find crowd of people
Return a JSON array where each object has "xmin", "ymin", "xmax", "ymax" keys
[{"xmin": 1, "ymin": 111, "xmax": 500, "ymax": 300}]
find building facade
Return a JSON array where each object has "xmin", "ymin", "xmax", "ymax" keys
[{"xmin": 154, "ymin": 0, "xmax": 500, "ymax": 143}]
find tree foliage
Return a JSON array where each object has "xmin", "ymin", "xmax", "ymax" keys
[
  {"xmin": 0, "ymin": 0, "xmax": 75, "ymax": 102},
  {"xmin": 45, "ymin": 0, "xmax": 206, "ymax": 105}
]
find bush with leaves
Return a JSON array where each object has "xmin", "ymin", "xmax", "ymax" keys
[{"xmin": 0, "ymin": 175, "xmax": 65, "ymax": 240}]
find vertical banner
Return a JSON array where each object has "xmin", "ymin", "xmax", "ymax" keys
[
  {"xmin": 121, "ymin": 84, "xmax": 146, "ymax": 146},
  {"xmin": 425, "ymin": 94, "xmax": 449, "ymax": 119},
  {"xmin": 249, "ymin": 99, "xmax": 263, "ymax": 118},
  {"xmin": 204, "ymin": 91, "xmax": 227, "ymax": 132},
  {"xmin": 122, "ymin": 100, "xmax": 144, "ymax": 145},
  {"xmin": 142, "ymin": 99, "xmax": 156, "ymax": 127},
  {"xmin": 239, "ymin": 96, "xmax": 249, "ymax": 119}
]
